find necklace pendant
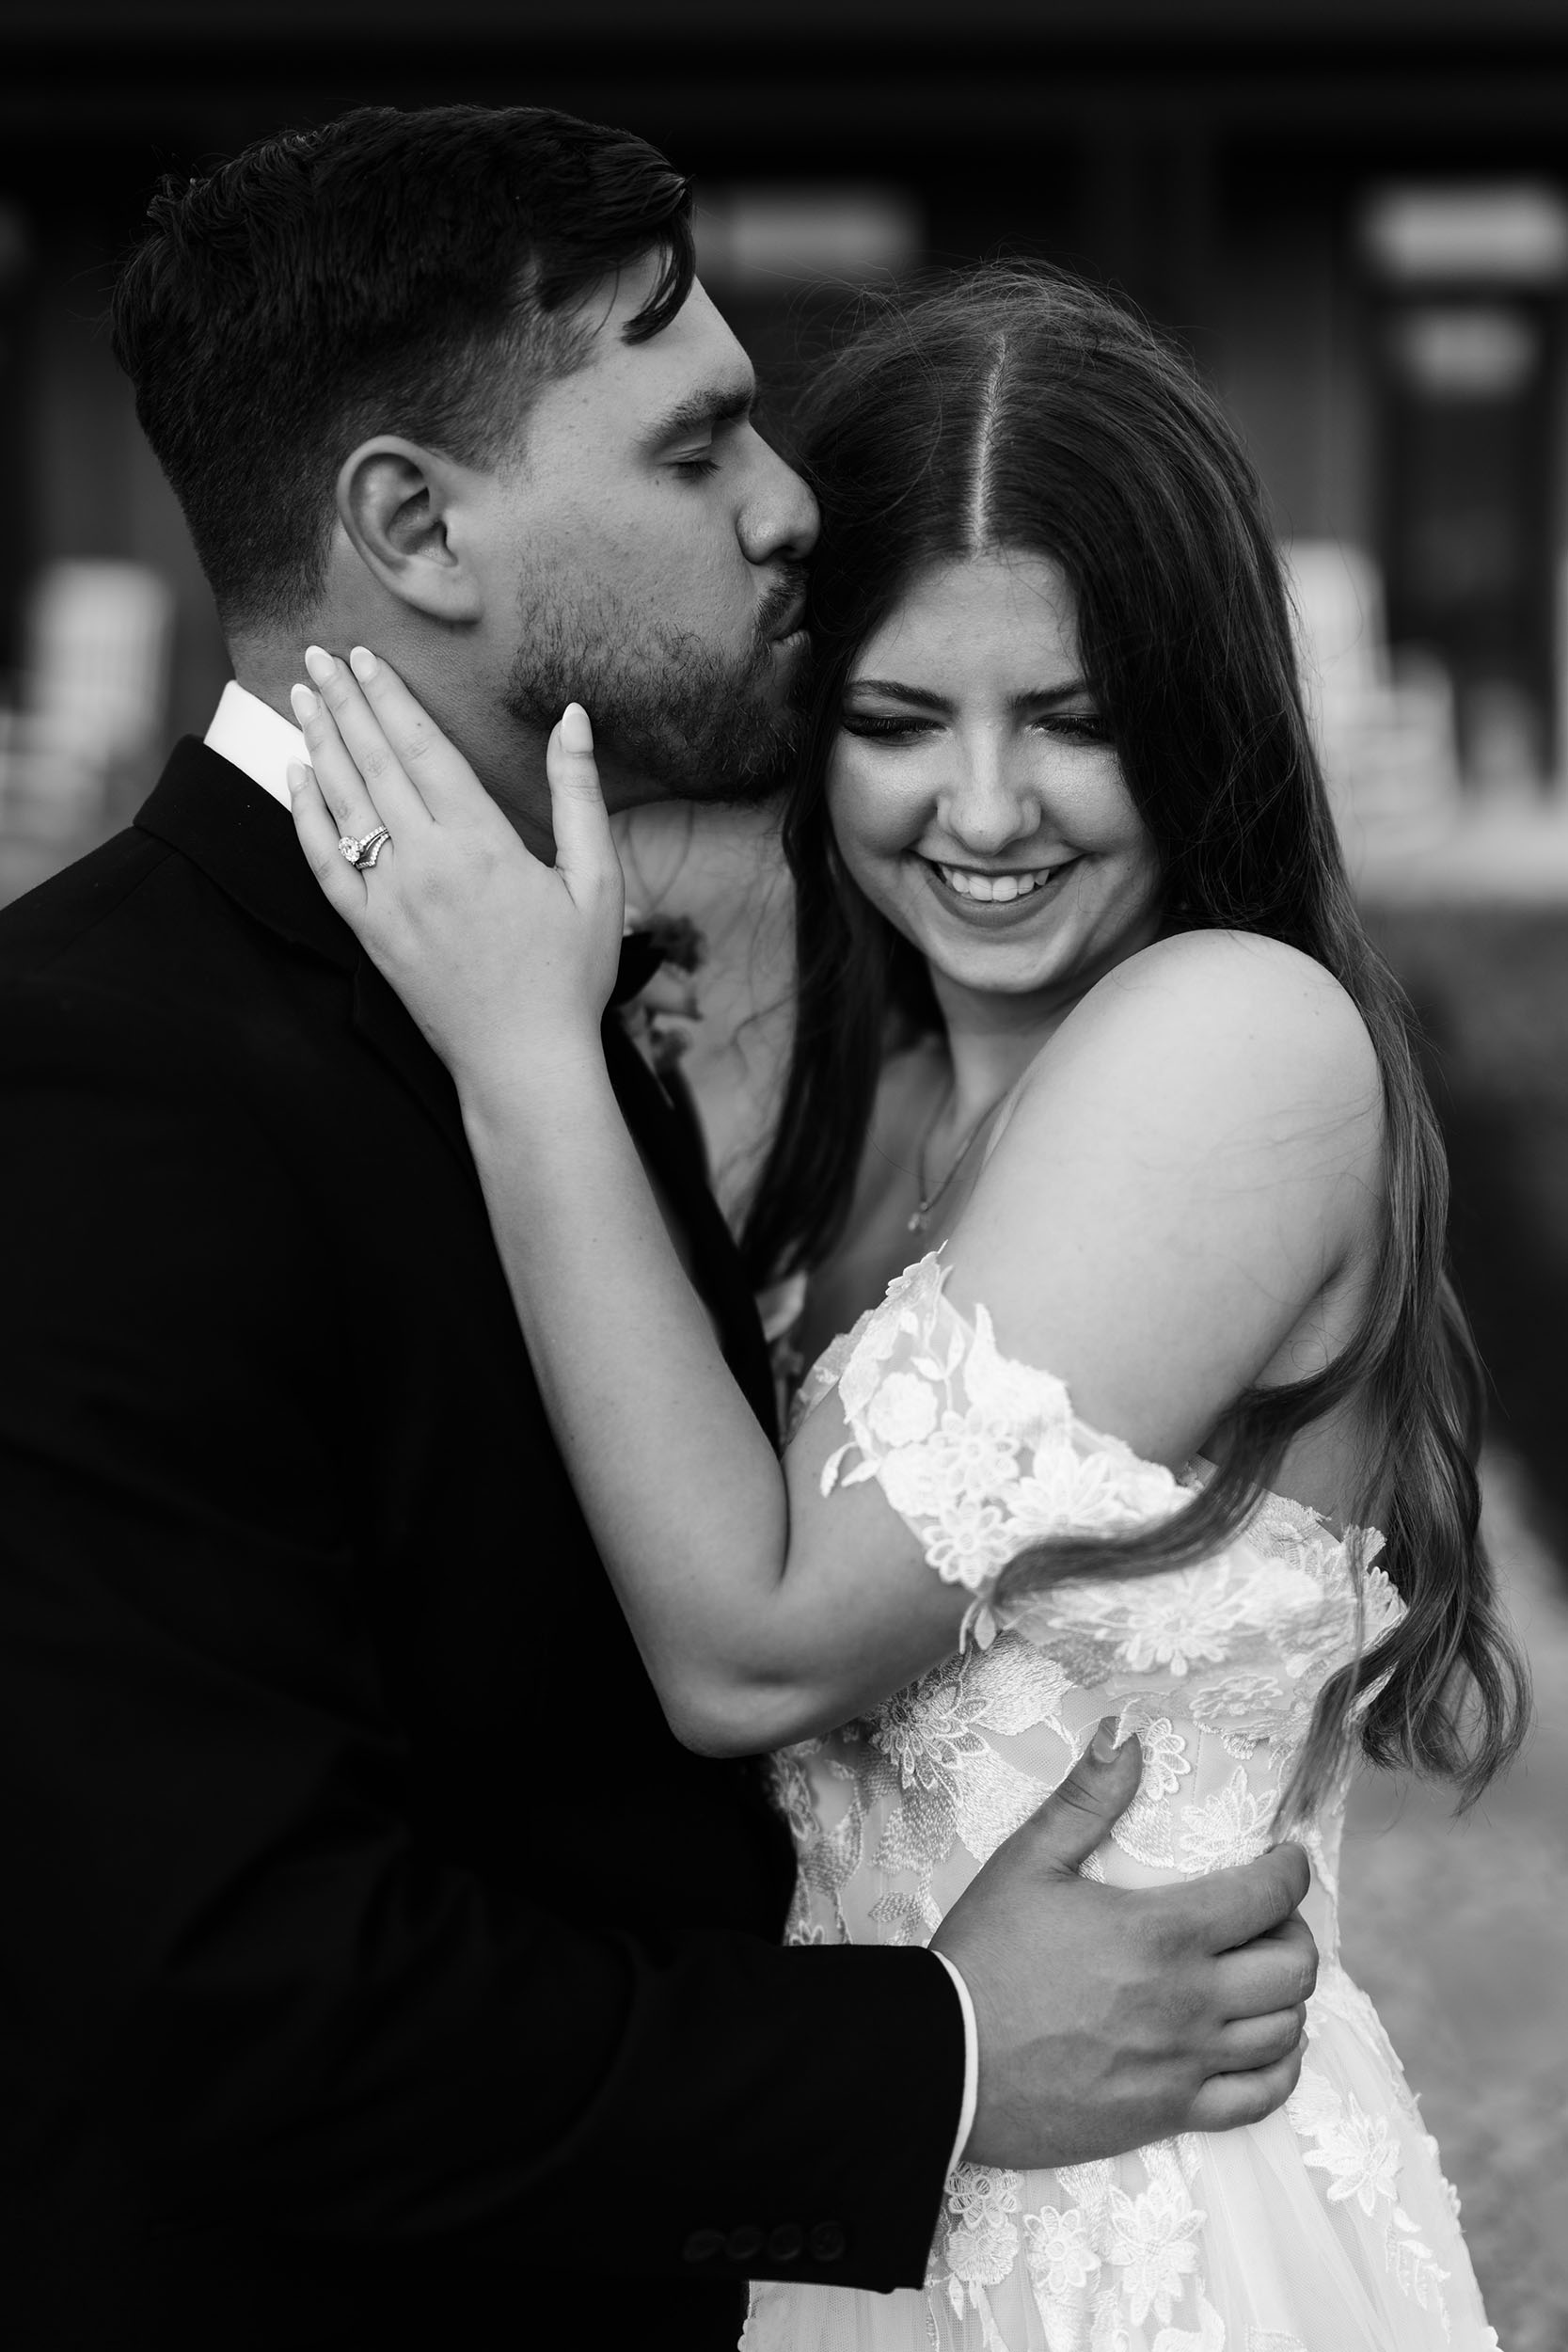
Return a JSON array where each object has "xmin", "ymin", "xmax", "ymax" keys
[{"xmin": 907, "ymin": 1206, "xmax": 928, "ymax": 1233}]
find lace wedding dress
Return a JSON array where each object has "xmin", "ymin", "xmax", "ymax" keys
[{"xmin": 743, "ymin": 1254, "xmax": 1498, "ymax": 2352}]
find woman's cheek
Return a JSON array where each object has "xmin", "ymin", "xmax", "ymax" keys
[{"xmin": 829, "ymin": 755, "xmax": 909, "ymax": 873}]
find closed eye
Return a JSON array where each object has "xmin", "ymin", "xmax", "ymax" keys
[
  {"xmin": 839, "ymin": 712, "xmax": 942, "ymax": 742},
  {"xmin": 1037, "ymin": 709, "xmax": 1114, "ymax": 745}
]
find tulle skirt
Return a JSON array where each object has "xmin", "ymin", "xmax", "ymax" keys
[{"xmin": 742, "ymin": 1964, "xmax": 1498, "ymax": 2351}]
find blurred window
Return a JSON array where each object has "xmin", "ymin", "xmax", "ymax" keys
[
  {"xmin": 1386, "ymin": 307, "xmax": 1542, "ymax": 403},
  {"xmin": 695, "ymin": 187, "xmax": 923, "ymax": 294},
  {"xmin": 1360, "ymin": 183, "xmax": 1568, "ymax": 288},
  {"xmin": 1360, "ymin": 182, "xmax": 1565, "ymax": 791},
  {"xmin": 1375, "ymin": 305, "xmax": 1554, "ymax": 789}
]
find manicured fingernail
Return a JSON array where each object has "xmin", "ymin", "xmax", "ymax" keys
[
  {"xmin": 1090, "ymin": 1714, "xmax": 1125, "ymax": 1763},
  {"xmin": 284, "ymin": 760, "xmax": 309, "ymax": 797},
  {"xmin": 290, "ymin": 683, "xmax": 318, "ymax": 723},
  {"xmin": 560, "ymin": 702, "xmax": 594, "ymax": 753},
  {"xmin": 304, "ymin": 644, "xmax": 335, "ymax": 687},
  {"xmin": 349, "ymin": 645, "xmax": 377, "ymax": 682}
]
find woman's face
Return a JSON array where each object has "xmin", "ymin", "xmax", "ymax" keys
[{"xmin": 826, "ymin": 551, "xmax": 1164, "ymax": 1018}]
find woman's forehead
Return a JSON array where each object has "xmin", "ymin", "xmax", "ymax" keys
[{"xmin": 852, "ymin": 552, "xmax": 1082, "ymax": 681}]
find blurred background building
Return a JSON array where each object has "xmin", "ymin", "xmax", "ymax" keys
[
  {"xmin": 4, "ymin": 1, "xmax": 1568, "ymax": 2337},
  {"xmin": 8, "ymin": 0, "xmax": 1568, "ymax": 835}
]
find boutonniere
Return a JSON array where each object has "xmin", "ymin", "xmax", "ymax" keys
[{"xmin": 617, "ymin": 909, "xmax": 707, "ymax": 1076}]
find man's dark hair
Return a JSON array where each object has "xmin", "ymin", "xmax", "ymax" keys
[{"xmin": 110, "ymin": 104, "xmax": 694, "ymax": 631}]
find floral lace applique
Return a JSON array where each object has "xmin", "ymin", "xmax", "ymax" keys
[
  {"xmin": 816, "ymin": 1253, "xmax": 1391, "ymax": 1679},
  {"xmin": 940, "ymin": 2164, "xmax": 1026, "ymax": 2344},
  {"xmin": 779, "ymin": 1635, "xmax": 1084, "ymax": 1943},
  {"xmin": 819, "ymin": 1253, "xmax": 1190, "ymax": 1646},
  {"xmin": 1155, "ymin": 2300, "xmax": 1227, "ymax": 2351},
  {"xmin": 1102, "ymin": 2152, "xmax": 1208, "ymax": 2327},
  {"xmin": 768, "ymin": 1741, "xmax": 862, "ymax": 1945},
  {"xmin": 1187, "ymin": 1671, "xmax": 1288, "ymax": 1758},
  {"xmin": 1176, "ymin": 1764, "xmax": 1278, "ymax": 1873},
  {"xmin": 1286, "ymin": 2065, "xmax": 1454, "ymax": 2328},
  {"xmin": 1023, "ymin": 2196, "xmax": 1102, "ymax": 2310},
  {"xmin": 755, "ymin": 1261, "xmax": 1498, "ymax": 2349},
  {"xmin": 1288, "ymin": 2067, "xmax": 1403, "ymax": 2215},
  {"xmin": 1107, "ymin": 1714, "xmax": 1193, "ymax": 1870},
  {"xmin": 939, "ymin": 2147, "xmax": 1219, "ymax": 2351}
]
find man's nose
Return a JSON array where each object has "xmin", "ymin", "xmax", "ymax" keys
[{"xmin": 738, "ymin": 433, "xmax": 819, "ymax": 565}]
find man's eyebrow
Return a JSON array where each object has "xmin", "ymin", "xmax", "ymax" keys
[
  {"xmin": 844, "ymin": 677, "xmax": 1096, "ymax": 711},
  {"xmin": 642, "ymin": 378, "xmax": 756, "ymax": 450}
]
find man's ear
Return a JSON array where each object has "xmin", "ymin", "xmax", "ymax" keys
[{"xmin": 335, "ymin": 436, "xmax": 485, "ymax": 624}]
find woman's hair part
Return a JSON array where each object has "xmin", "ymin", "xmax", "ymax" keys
[{"xmin": 741, "ymin": 262, "xmax": 1528, "ymax": 1820}]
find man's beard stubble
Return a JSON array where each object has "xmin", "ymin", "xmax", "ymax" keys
[{"xmin": 504, "ymin": 566, "xmax": 810, "ymax": 806}]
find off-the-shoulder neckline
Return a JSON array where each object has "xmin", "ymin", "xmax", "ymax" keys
[{"xmin": 818, "ymin": 1246, "xmax": 1387, "ymax": 1563}]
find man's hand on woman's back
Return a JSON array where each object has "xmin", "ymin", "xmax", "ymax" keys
[{"xmin": 930, "ymin": 1726, "xmax": 1317, "ymax": 2172}]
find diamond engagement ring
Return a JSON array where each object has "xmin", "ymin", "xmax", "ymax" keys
[{"xmin": 338, "ymin": 827, "xmax": 391, "ymax": 869}]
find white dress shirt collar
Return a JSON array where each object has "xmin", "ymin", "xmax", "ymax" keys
[{"xmin": 203, "ymin": 680, "xmax": 307, "ymax": 812}]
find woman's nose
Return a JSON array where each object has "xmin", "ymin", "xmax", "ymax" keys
[{"xmin": 941, "ymin": 748, "xmax": 1041, "ymax": 853}]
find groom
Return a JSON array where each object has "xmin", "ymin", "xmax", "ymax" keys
[{"xmin": 0, "ymin": 106, "xmax": 1316, "ymax": 2350}]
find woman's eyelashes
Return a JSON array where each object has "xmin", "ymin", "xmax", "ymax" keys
[
  {"xmin": 1046, "ymin": 709, "xmax": 1115, "ymax": 745},
  {"xmin": 838, "ymin": 707, "xmax": 1113, "ymax": 746},
  {"xmin": 838, "ymin": 711, "xmax": 940, "ymax": 742}
]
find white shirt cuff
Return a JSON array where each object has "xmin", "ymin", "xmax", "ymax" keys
[{"xmin": 930, "ymin": 1949, "xmax": 979, "ymax": 2175}]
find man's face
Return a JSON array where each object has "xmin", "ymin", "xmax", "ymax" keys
[{"xmin": 482, "ymin": 254, "xmax": 819, "ymax": 803}]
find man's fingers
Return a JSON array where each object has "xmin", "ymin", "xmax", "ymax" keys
[
  {"xmin": 1012, "ymin": 1723, "xmax": 1144, "ymax": 1880},
  {"xmin": 1186, "ymin": 2043, "xmax": 1306, "ymax": 2135},
  {"xmin": 1206, "ymin": 2005, "xmax": 1308, "ymax": 2075},
  {"xmin": 285, "ymin": 760, "xmax": 367, "ymax": 922},
  {"xmin": 546, "ymin": 705, "xmax": 622, "ymax": 899},
  {"xmin": 1186, "ymin": 1839, "xmax": 1312, "ymax": 1952},
  {"xmin": 1212, "ymin": 1915, "xmax": 1319, "ymax": 2020}
]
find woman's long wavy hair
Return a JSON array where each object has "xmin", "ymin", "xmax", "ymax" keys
[{"xmin": 741, "ymin": 264, "xmax": 1528, "ymax": 1820}]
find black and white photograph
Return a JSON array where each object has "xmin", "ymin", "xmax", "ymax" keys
[{"xmin": 3, "ymin": 3, "xmax": 1567, "ymax": 2345}]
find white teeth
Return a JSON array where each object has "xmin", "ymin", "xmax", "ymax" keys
[{"xmin": 936, "ymin": 863, "xmax": 1053, "ymax": 903}]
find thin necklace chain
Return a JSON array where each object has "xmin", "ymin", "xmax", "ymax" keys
[{"xmin": 908, "ymin": 1084, "xmax": 1006, "ymax": 1235}]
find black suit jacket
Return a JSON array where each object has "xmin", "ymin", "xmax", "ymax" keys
[{"xmin": 0, "ymin": 740, "xmax": 962, "ymax": 2350}]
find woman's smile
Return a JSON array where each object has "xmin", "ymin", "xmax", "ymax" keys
[
  {"xmin": 922, "ymin": 852, "xmax": 1083, "ymax": 916},
  {"xmin": 826, "ymin": 550, "xmax": 1164, "ymax": 1031}
]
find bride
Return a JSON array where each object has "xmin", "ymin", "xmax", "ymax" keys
[{"xmin": 284, "ymin": 268, "xmax": 1520, "ymax": 2349}]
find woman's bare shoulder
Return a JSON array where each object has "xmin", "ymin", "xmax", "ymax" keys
[{"xmin": 1022, "ymin": 928, "xmax": 1381, "ymax": 1140}]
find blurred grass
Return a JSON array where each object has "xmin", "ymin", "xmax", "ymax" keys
[
  {"xmin": 1342, "ymin": 1452, "xmax": 1568, "ymax": 2350},
  {"xmin": 1367, "ymin": 905, "xmax": 1568, "ymax": 1553},
  {"xmin": 1351, "ymin": 906, "xmax": 1568, "ymax": 2343}
]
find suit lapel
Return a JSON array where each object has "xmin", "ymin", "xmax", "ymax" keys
[
  {"xmin": 137, "ymin": 739, "xmax": 478, "ymax": 1184},
  {"xmin": 604, "ymin": 1021, "xmax": 777, "ymax": 1441},
  {"xmin": 135, "ymin": 741, "xmax": 777, "ymax": 1439},
  {"xmin": 348, "ymin": 958, "xmax": 474, "ymax": 1183},
  {"xmin": 136, "ymin": 737, "xmax": 357, "ymax": 970}
]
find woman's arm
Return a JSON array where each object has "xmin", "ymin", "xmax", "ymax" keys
[
  {"xmin": 457, "ymin": 1025, "xmax": 974, "ymax": 1748},
  {"xmin": 288, "ymin": 659, "xmax": 969, "ymax": 1749},
  {"xmin": 287, "ymin": 651, "xmax": 1383, "ymax": 1756}
]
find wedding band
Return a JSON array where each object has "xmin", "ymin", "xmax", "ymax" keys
[{"xmin": 338, "ymin": 827, "xmax": 391, "ymax": 869}]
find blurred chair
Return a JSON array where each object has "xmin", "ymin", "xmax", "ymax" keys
[{"xmin": 0, "ymin": 560, "xmax": 174, "ymax": 898}]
